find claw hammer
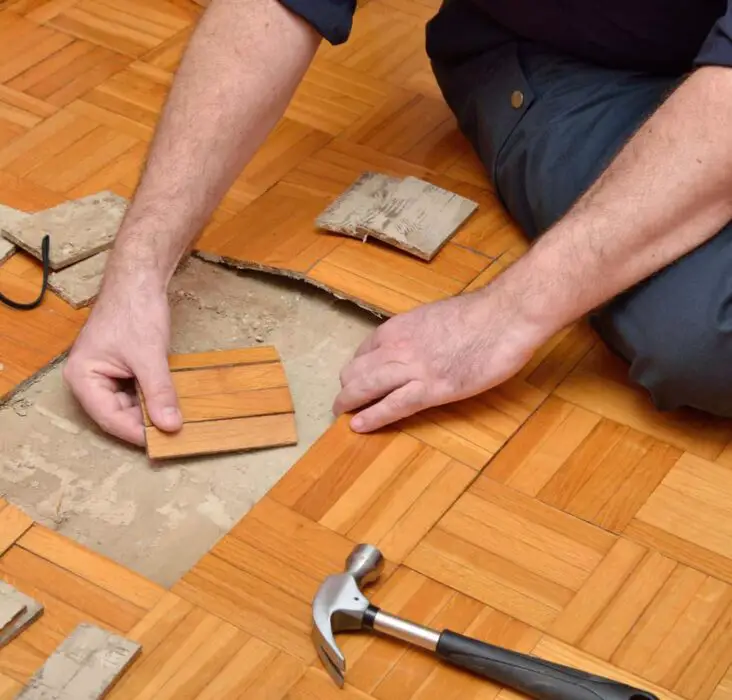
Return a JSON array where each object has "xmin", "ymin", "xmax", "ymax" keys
[{"xmin": 312, "ymin": 544, "xmax": 658, "ymax": 700}]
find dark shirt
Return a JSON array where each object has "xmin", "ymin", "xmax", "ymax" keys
[{"xmin": 278, "ymin": 0, "xmax": 732, "ymax": 76}]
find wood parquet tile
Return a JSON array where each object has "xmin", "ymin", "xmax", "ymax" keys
[{"xmin": 2, "ymin": 1, "xmax": 732, "ymax": 698}]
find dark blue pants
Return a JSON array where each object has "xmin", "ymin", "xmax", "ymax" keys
[{"xmin": 429, "ymin": 9, "xmax": 732, "ymax": 417}]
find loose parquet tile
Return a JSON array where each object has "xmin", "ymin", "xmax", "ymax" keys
[{"xmin": 140, "ymin": 347, "xmax": 298, "ymax": 460}]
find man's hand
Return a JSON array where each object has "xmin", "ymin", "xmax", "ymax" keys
[
  {"xmin": 334, "ymin": 282, "xmax": 548, "ymax": 432},
  {"xmin": 63, "ymin": 279, "xmax": 181, "ymax": 446}
]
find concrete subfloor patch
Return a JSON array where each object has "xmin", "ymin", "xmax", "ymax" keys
[{"xmin": 0, "ymin": 258, "xmax": 376, "ymax": 586}]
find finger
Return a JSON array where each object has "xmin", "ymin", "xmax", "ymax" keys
[
  {"xmin": 115, "ymin": 391, "xmax": 135, "ymax": 410},
  {"xmin": 70, "ymin": 374, "xmax": 146, "ymax": 446},
  {"xmin": 353, "ymin": 327, "xmax": 382, "ymax": 359},
  {"xmin": 134, "ymin": 353, "xmax": 182, "ymax": 433},
  {"xmin": 339, "ymin": 348, "xmax": 378, "ymax": 389},
  {"xmin": 351, "ymin": 380, "xmax": 428, "ymax": 433},
  {"xmin": 333, "ymin": 360, "xmax": 412, "ymax": 416}
]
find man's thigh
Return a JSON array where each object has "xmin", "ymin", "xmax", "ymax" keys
[
  {"xmin": 431, "ymin": 35, "xmax": 732, "ymax": 416},
  {"xmin": 434, "ymin": 36, "xmax": 677, "ymax": 238}
]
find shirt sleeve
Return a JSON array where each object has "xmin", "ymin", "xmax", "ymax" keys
[
  {"xmin": 695, "ymin": 1, "xmax": 732, "ymax": 68},
  {"xmin": 278, "ymin": 0, "xmax": 357, "ymax": 45}
]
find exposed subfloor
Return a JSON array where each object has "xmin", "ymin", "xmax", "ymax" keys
[{"xmin": 0, "ymin": 257, "xmax": 377, "ymax": 587}]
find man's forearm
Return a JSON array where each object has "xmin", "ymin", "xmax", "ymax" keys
[
  {"xmin": 106, "ymin": 0, "xmax": 320, "ymax": 290},
  {"xmin": 499, "ymin": 65, "xmax": 732, "ymax": 340}
]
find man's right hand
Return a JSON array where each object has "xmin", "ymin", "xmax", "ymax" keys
[{"xmin": 63, "ymin": 280, "xmax": 183, "ymax": 446}]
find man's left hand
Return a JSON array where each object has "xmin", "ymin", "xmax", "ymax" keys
[{"xmin": 333, "ymin": 282, "xmax": 550, "ymax": 432}]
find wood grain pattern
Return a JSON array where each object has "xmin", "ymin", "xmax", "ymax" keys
[
  {"xmin": 140, "ymin": 347, "xmax": 297, "ymax": 460},
  {"xmin": 0, "ymin": 252, "xmax": 88, "ymax": 405},
  {"xmin": 2, "ymin": 3, "xmax": 732, "ymax": 699}
]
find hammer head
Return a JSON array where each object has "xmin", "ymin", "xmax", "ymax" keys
[{"xmin": 312, "ymin": 544, "xmax": 384, "ymax": 687}]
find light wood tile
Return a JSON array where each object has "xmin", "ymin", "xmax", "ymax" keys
[
  {"xmin": 528, "ymin": 638, "xmax": 685, "ymax": 700},
  {"xmin": 79, "ymin": 60, "xmax": 172, "ymax": 133},
  {"xmin": 406, "ymin": 477, "xmax": 615, "ymax": 629},
  {"xmin": 0, "ymin": 673, "xmax": 22, "ymax": 699},
  {"xmin": 556, "ymin": 345, "xmax": 732, "ymax": 460},
  {"xmin": 399, "ymin": 376, "xmax": 547, "ymax": 469},
  {"xmin": 141, "ymin": 347, "xmax": 297, "ymax": 460},
  {"xmin": 486, "ymin": 396, "xmax": 682, "ymax": 531},
  {"xmin": 0, "ymin": 504, "xmax": 33, "ymax": 556},
  {"xmin": 268, "ymin": 417, "xmax": 476, "ymax": 562},
  {"xmin": 0, "ymin": 253, "xmax": 88, "ymax": 404},
  {"xmin": 629, "ymin": 453, "xmax": 732, "ymax": 583},
  {"xmin": 17, "ymin": 525, "xmax": 165, "ymax": 611},
  {"xmin": 46, "ymin": 0, "xmax": 197, "ymax": 58},
  {"xmin": 0, "ymin": 545, "xmax": 144, "ymax": 634}
]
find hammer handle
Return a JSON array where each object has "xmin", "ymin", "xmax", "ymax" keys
[{"xmin": 436, "ymin": 631, "xmax": 658, "ymax": 700}]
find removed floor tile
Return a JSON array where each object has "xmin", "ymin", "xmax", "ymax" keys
[
  {"xmin": 17, "ymin": 624, "xmax": 140, "ymax": 700},
  {"xmin": 2, "ymin": 192, "xmax": 127, "ymax": 271},
  {"xmin": 48, "ymin": 251, "xmax": 109, "ymax": 309},
  {"xmin": 316, "ymin": 172, "xmax": 478, "ymax": 261},
  {"xmin": 139, "ymin": 346, "xmax": 298, "ymax": 460},
  {"xmin": 0, "ymin": 237, "xmax": 13, "ymax": 265},
  {"xmin": 0, "ymin": 581, "xmax": 43, "ymax": 649},
  {"xmin": 0, "ymin": 204, "xmax": 32, "ymax": 265}
]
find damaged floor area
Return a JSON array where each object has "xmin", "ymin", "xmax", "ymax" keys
[{"xmin": 0, "ymin": 258, "xmax": 376, "ymax": 586}]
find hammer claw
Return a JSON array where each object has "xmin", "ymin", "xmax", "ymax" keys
[{"xmin": 316, "ymin": 641, "xmax": 346, "ymax": 688}]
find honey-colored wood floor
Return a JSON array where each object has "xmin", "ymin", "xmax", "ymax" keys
[{"xmin": 1, "ymin": 1, "xmax": 732, "ymax": 698}]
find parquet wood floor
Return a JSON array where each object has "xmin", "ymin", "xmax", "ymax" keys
[{"xmin": 1, "ymin": 1, "xmax": 732, "ymax": 698}]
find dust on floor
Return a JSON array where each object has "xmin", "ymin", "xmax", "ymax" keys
[{"xmin": 0, "ymin": 258, "xmax": 377, "ymax": 586}]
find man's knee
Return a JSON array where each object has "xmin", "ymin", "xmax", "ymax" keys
[{"xmin": 625, "ymin": 324, "xmax": 732, "ymax": 418}]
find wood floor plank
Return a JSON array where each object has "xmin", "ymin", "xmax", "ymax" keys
[
  {"xmin": 0, "ymin": 504, "xmax": 33, "ymax": 556},
  {"xmin": 0, "ymin": 546, "xmax": 145, "ymax": 634},
  {"xmin": 169, "ymin": 362, "xmax": 288, "ymax": 399},
  {"xmin": 167, "ymin": 346, "xmax": 280, "ymax": 370},
  {"xmin": 555, "ymin": 345, "xmax": 732, "ymax": 460},
  {"xmin": 17, "ymin": 526, "xmax": 165, "ymax": 611},
  {"xmin": 144, "ymin": 412, "xmax": 297, "ymax": 460},
  {"xmin": 0, "ymin": 673, "xmax": 22, "ymax": 699}
]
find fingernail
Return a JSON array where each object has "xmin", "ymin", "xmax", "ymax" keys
[
  {"xmin": 162, "ymin": 407, "xmax": 182, "ymax": 424},
  {"xmin": 351, "ymin": 416, "xmax": 364, "ymax": 431}
]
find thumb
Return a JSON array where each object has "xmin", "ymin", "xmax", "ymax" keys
[{"xmin": 135, "ymin": 353, "xmax": 183, "ymax": 433}]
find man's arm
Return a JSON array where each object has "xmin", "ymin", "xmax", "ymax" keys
[
  {"xmin": 335, "ymin": 65, "xmax": 732, "ymax": 431},
  {"xmin": 511, "ymin": 65, "xmax": 732, "ymax": 335},
  {"xmin": 64, "ymin": 0, "xmax": 321, "ymax": 445}
]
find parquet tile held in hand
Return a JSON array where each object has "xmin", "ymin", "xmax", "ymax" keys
[{"xmin": 139, "ymin": 347, "xmax": 298, "ymax": 460}]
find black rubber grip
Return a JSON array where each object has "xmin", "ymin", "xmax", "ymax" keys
[
  {"xmin": 436, "ymin": 630, "xmax": 658, "ymax": 700},
  {"xmin": 362, "ymin": 605, "xmax": 379, "ymax": 631}
]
